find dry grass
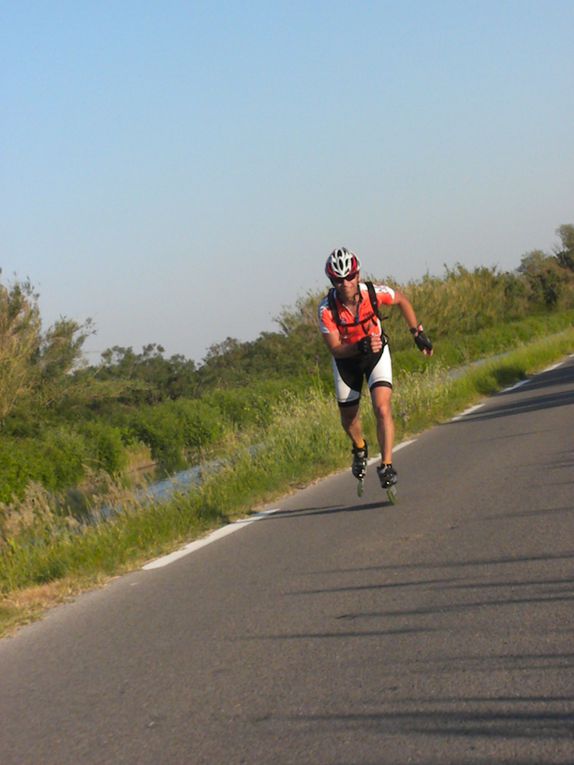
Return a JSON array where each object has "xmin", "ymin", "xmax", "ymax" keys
[{"xmin": 0, "ymin": 576, "xmax": 109, "ymax": 637}]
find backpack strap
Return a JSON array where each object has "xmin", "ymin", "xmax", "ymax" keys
[
  {"xmin": 327, "ymin": 287, "xmax": 341, "ymax": 326},
  {"xmin": 327, "ymin": 282, "xmax": 387, "ymax": 328},
  {"xmin": 365, "ymin": 281, "xmax": 383, "ymax": 321},
  {"xmin": 365, "ymin": 280, "xmax": 389, "ymax": 342}
]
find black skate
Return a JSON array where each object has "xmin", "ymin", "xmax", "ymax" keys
[
  {"xmin": 352, "ymin": 441, "xmax": 368, "ymax": 496},
  {"xmin": 377, "ymin": 464, "xmax": 398, "ymax": 504}
]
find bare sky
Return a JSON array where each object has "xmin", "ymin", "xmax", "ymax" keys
[{"xmin": 2, "ymin": 1, "xmax": 573, "ymax": 363}]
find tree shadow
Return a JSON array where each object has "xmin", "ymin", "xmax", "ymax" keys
[{"xmin": 448, "ymin": 389, "xmax": 574, "ymax": 425}]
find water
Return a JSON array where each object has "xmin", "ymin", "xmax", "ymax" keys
[
  {"xmin": 141, "ymin": 458, "xmax": 223, "ymax": 502},
  {"xmin": 92, "ymin": 457, "xmax": 224, "ymax": 524}
]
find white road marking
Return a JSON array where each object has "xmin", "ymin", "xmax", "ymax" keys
[
  {"xmin": 451, "ymin": 403, "xmax": 485, "ymax": 421},
  {"xmin": 499, "ymin": 358, "xmax": 568, "ymax": 395},
  {"xmin": 501, "ymin": 379, "xmax": 530, "ymax": 393},
  {"xmin": 142, "ymin": 508, "xmax": 280, "ymax": 570},
  {"xmin": 541, "ymin": 361, "xmax": 563, "ymax": 373},
  {"xmin": 394, "ymin": 438, "xmax": 417, "ymax": 452},
  {"xmin": 367, "ymin": 438, "xmax": 417, "ymax": 465}
]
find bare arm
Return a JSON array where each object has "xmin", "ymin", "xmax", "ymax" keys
[
  {"xmin": 392, "ymin": 289, "xmax": 419, "ymax": 331},
  {"xmin": 321, "ymin": 331, "xmax": 361, "ymax": 359},
  {"xmin": 393, "ymin": 289, "xmax": 433, "ymax": 356}
]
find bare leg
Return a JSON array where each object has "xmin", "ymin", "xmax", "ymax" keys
[
  {"xmin": 339, "ymin": 402, "xmax": 363, "ymax": 447},
  {"xmin": 370, "ymin": 385, "xmax": 394, "ymax": 464}
]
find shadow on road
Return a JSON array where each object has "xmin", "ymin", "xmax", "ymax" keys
[
  {"xmin": 449, "ymin": 389, "xmax": 574, "ymax": 424},
  {"xmin": 262, "ymin": 499, "xmax": 392, "ymax": 519}
]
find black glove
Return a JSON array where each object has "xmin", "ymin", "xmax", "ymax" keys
[
  {"xmin": 357, "ymin": 337, "xmax": 372, "ymax": 355},
  {"xmin": 410, "ymin": 324, "xmax": 433, "ymax": 355}
]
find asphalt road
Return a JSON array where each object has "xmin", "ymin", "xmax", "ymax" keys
[{"xmin": 1, "ymin": 356, "xmax": 574, "ymax": 765}]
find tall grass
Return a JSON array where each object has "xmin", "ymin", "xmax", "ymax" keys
[{"xmin": 1, "ymin": 326, "xmax": 573, "ymax": 609}]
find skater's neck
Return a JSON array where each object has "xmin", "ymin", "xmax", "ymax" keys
[{"xmin": 340, "ymin": 291, "xmax": 360, "ymax": 310}]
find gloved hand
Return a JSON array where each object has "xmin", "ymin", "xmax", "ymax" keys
[
  {"xmin": 410, "ymin": 324, "xmax": 433, "ymax": 356},
  {"xmin": 357, "ymin": 335, "xmax": 384, "ymax": 355},
  {"xmin": 357, "ymin": 337, "xmax": 372, "ymax": 355}
]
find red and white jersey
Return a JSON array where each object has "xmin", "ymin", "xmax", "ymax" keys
[{"xmin": 318, "ymin": 282, "xmax": 395, "ymax": 344}]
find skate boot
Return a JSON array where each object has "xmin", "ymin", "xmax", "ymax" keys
[
  {"xmin": 352, "ymin": 441, "xmax": 368, "ymax": 496},
  {"xmin": 351, "ymin": 441, "xmax": 368, "ymax": 479},
  {"xmin": 377, "ymin": 463, "xmax": 398, "ymax": 504}
]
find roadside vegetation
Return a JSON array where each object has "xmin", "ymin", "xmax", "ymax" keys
[{"xmin": 1, "ymin": 224, "xmax": 574, "ymax": 634}]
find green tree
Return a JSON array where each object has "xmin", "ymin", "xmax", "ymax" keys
[
  {"xmin": 0, "ymin": 275, "xmax": 41, "ymax": 423},
  {"xmin": 34, "ymin": 317, "xmax": 95, "ymax": 408},
  {"xmin": 96, "ymin": 343, "xmax": 198, "ymax": 402},
  {"xmin": 518, "ymin": 250, "xmax": 564, "ymax": 308},
  {"xmin": 554, "ymin": 224, "xmax": 574, "ymax": 271}
]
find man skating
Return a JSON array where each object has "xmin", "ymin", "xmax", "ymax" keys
[{"xmin": 318, "ymin": 247, "xmax": 433, "ymax": 495}]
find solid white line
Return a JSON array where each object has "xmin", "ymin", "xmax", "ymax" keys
[{"xmin": 142, "ymin": 508, "xmax": 281, "ymax": 570}]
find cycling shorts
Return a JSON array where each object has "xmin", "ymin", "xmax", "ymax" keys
[{"xmin": 332, "ymin": 344, "xmax": 393, "ymax": 407}]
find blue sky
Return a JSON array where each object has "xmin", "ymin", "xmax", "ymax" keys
[{"xmin": 2, "ymin": 1, "xmax": 573, "ymax": 363}]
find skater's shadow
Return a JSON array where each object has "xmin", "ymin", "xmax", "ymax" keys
[{"xmin": 263, "ymin": 500, "xmax": 390, "ymax": 520}]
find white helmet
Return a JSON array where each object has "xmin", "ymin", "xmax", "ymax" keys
[{"xmin": 325, "ymin": 247, "xmax": 361, "ymax": 279}]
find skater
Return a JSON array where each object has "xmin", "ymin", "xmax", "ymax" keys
[{"xmin": 318, "ymin": 247, "xmax": 433, "ymax": 495}]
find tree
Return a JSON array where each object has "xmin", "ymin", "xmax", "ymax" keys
[
  {"xmin": 32, "ymin": 317, "xmax": 95, "ymax": 409},
  {"xmin": 554, "ymin": 224, "xmax": 574, "ymax": 271},
  {"xmin": 518, "ymin": 250, "xmax": 564, "ymax": 308},
  {"xmin": 0, "ymin": 275, "xmax": 41, "ymax": 422},
  {"xmin": 0, "ymin": 273, "xmax": 96, "ymax": 425},
  {"xmin": 95, "ymin": 343, "xmax": 198, "ymax": 402}
]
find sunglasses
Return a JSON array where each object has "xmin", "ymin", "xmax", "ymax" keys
[{"xmin": 330, "ymin": 272, "xmax": 358, "ymax": 285}]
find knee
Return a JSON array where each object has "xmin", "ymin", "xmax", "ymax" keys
[
  {"xmin": 373, "ymin": 400, "xmax": 392, "ymax": 421},
  {"xmin": 339, "ymin": 406, "xmax": 360, "ymax": 429}
]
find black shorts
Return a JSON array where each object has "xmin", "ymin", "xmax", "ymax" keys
[{"xmin": 333, "ymin": 345, "xmax": 393, "ymax": 407}]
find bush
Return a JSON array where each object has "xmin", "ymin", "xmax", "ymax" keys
[
  {"xmin": 0, "ymin": 428, "xmax": 88, "ymax": 503},
  {"xmin": 127, "ymin": 406, "xmax": 185, "ymax": 469},
  {"xmin": 38, "ymin": 428, "xmax": 87, "ymax": 491},
  {"xmin": 167, "ymin": 399, "xmax": 225, "ymax": 453},
  {"xmin": 81, "ymin": 422, "xmax": 128, "ymax": 474},
  {"xmin": 203, "ymin": 381, "xmax": 294, "ymax": 430}
]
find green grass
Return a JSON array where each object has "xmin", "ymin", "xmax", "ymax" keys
[{"xmin": 1, "ymin": 325, "xmax": 574, "ymax": 635}]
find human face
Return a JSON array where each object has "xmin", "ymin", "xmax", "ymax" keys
[{"xmin": 331, "ymin": 271, "xmax": 360, "ymax": 300}]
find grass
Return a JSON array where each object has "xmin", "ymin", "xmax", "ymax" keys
[{"xmin": 1, "ymin": 325, "xmax": 574, "ymax": 636}]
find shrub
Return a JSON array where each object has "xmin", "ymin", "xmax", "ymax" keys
[
  {"xmin": 167, "ymin": 399, "xmax": 225, "ymax": 453},
  {"xmin": 81, "ymin": 422, "xmax": 128, "ymax": 474},
  {"xmin": 127, "ymin": 406, "xmax": 185, "ymax": 469},
  {"xmin": 0, "ymin": 428, "xmax": 88, "ymax": 503}
]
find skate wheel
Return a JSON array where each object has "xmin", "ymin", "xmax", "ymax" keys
[
  {"xmin": 386, "ymin": 485, "xmax": 398, "ymax": 505},
  {"xmin": 357, "ymin": 478, "xmax": 364, "ymax": 497}
]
